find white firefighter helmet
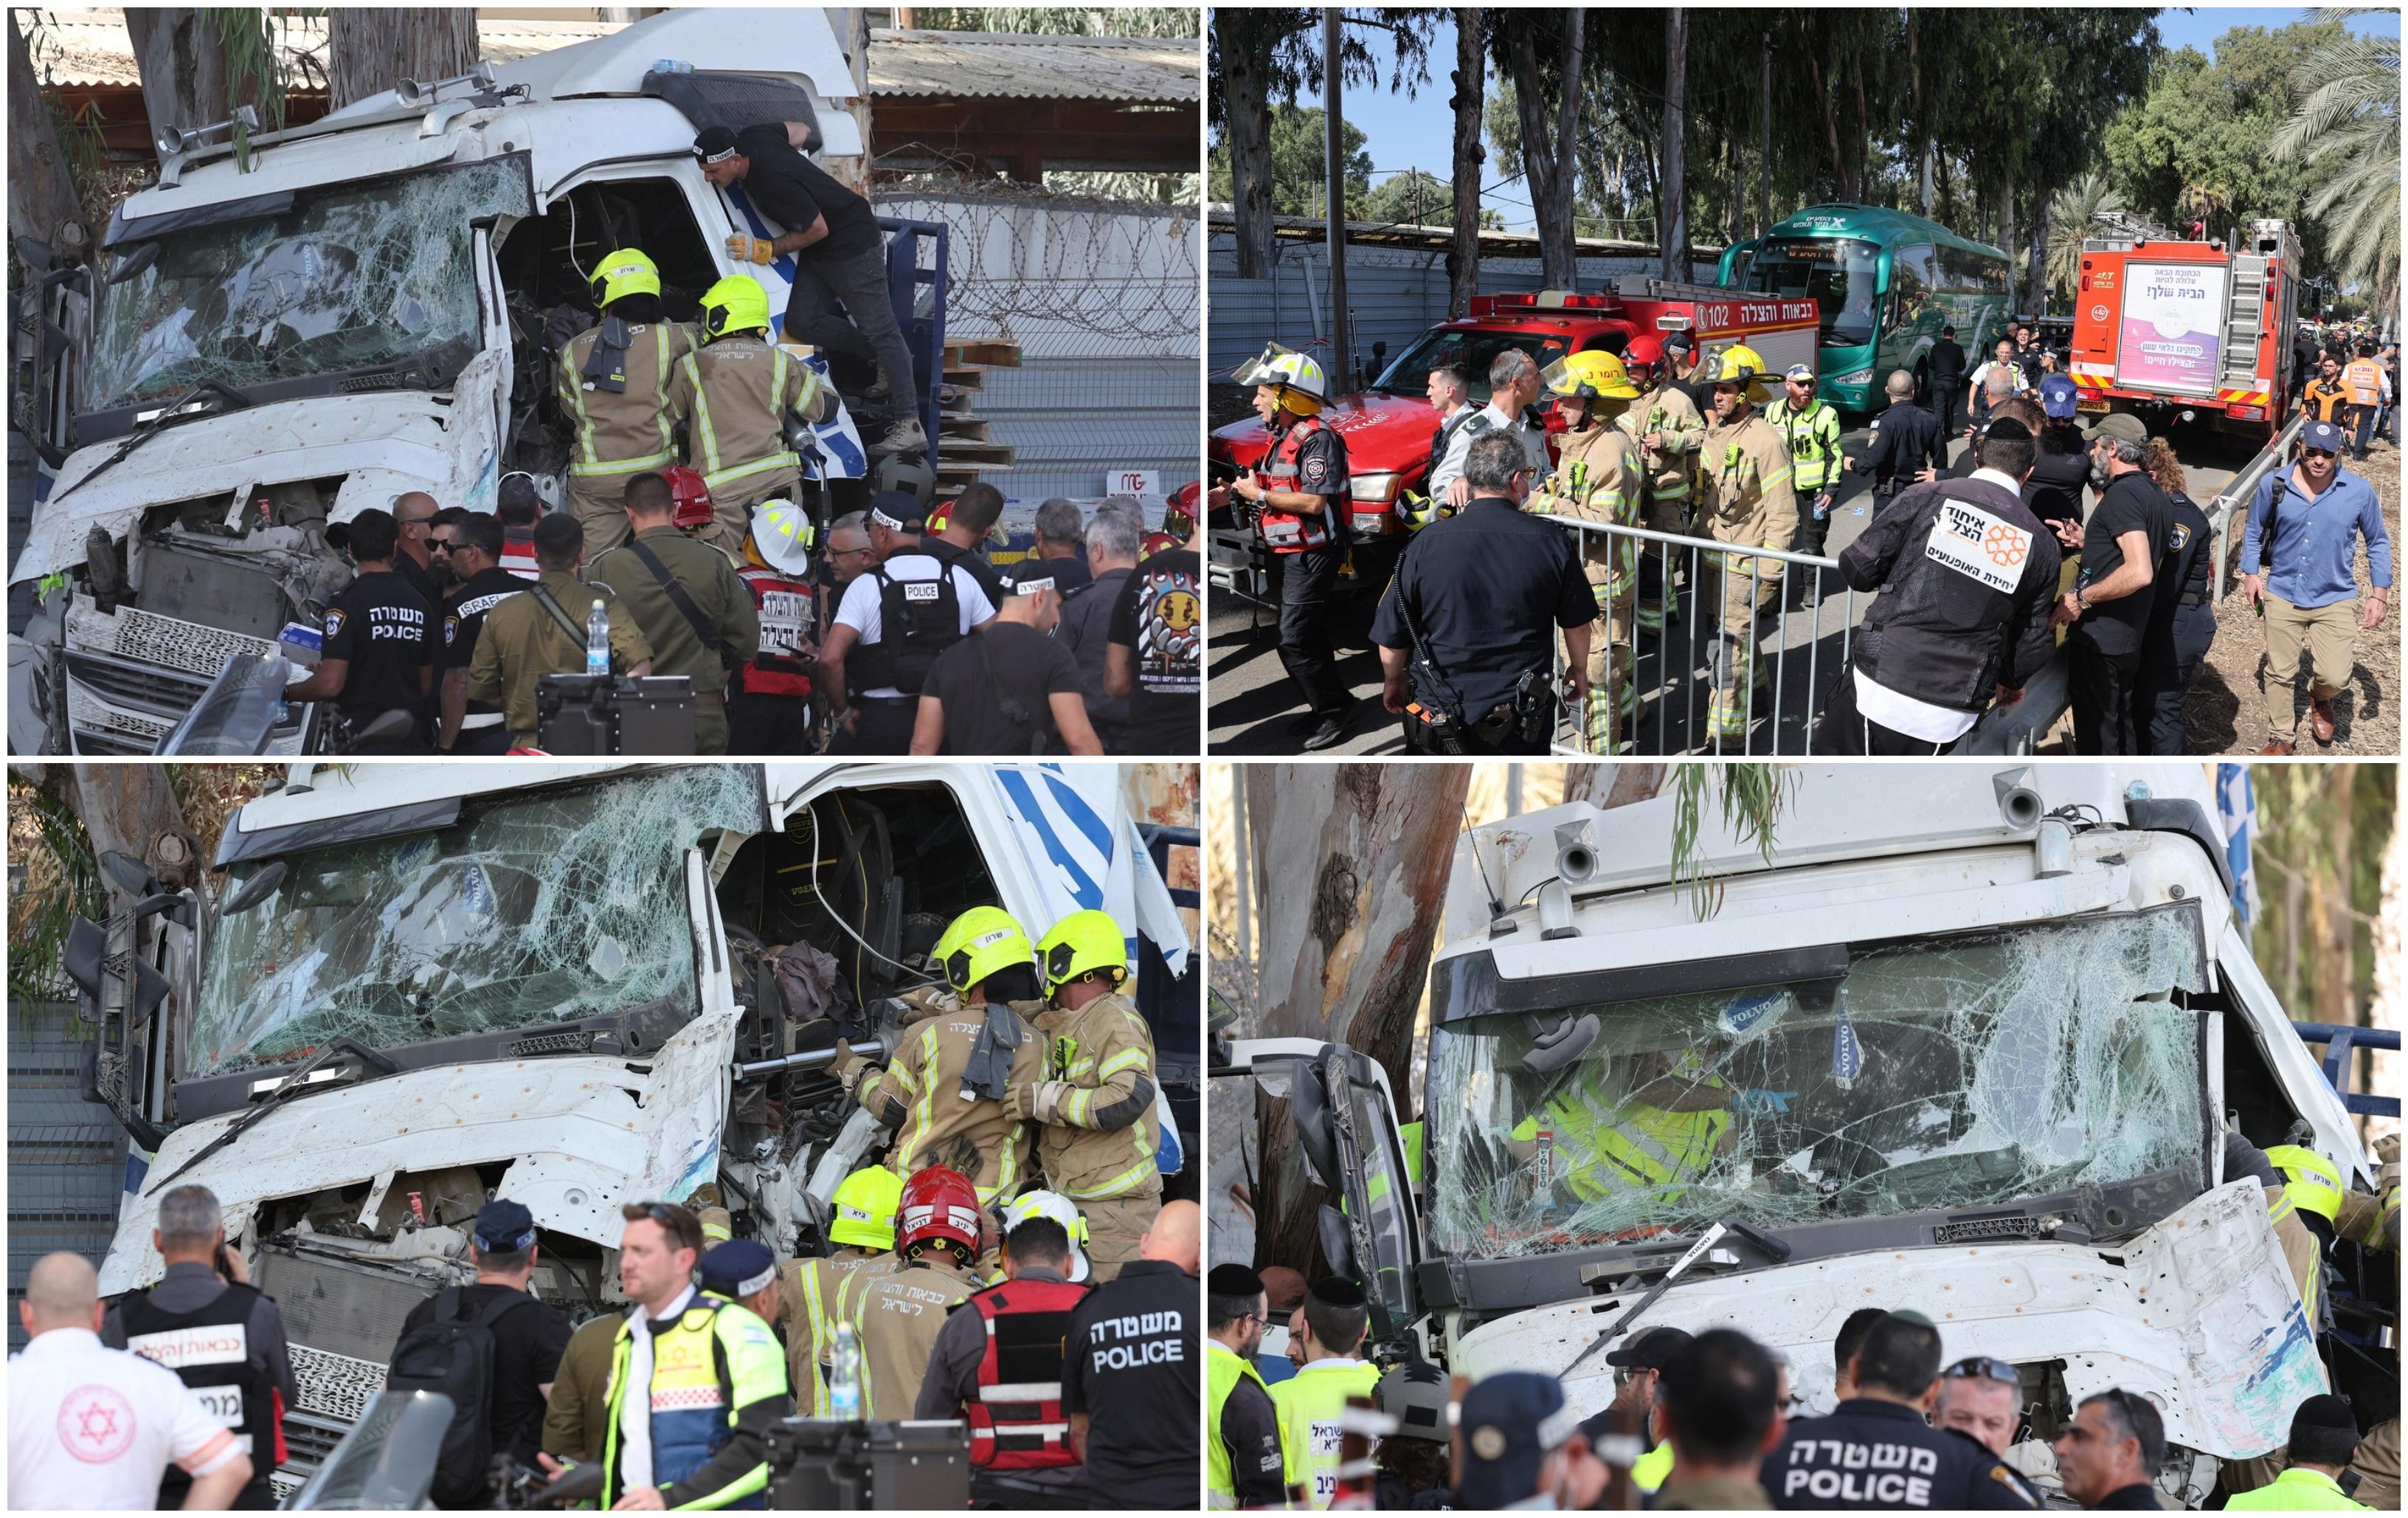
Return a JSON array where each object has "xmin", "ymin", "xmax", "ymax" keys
[
  {"xmin": 998, "ymin": 1190, "xmax": 1092, "ymax": 1283},
  {"xmin": 1234, "ymin": 341, "xmax": 1330, "ymax": 407},
  {"xmin": 747, "ymin": 500, "xmax": 815, "ymax": 576}
]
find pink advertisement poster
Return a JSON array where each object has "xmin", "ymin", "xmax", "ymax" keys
[{"xmin": 2117, "ymin": 262, "xmax": 2227, "ymax": 393}]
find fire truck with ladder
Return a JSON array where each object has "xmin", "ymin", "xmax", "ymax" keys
[
  {"xmin": 1209, "ymin": 278, "xmax": 1818, "ymax": 594},
  {"xmin": 2067, "ymin": 213, "xmax": 2305, "ymax": 444}
]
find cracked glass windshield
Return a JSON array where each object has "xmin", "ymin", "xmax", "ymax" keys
[
  {"xmin": 86, "ymin": 159, "xmax": 530, "ymax": 412},
  {"xmin": 191, "ymin": 767, "xmax": 761, "ymax": 1077},
  {"xmin": 1428, "ymin": 910, "xmax": 2205, "ymax": 1257}
]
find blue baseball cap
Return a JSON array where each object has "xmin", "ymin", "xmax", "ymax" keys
[
  {"xmin": 1458, "ymin": 1373, "xmax": 1580, "ymax": 1507},
  {"xmin": 699, "ymin": 1238, "xmax": 778, "ymax": 1300},
  {"xmin": 2038, "ymin": 374, "xmax": 2079, "ymax": 418},
  {"xmin": 2300, "ymin": 419, "xmax": 2348, "ymax": 455},
  {"xmin": 473, "ymin": 1198, "xmax": 537, "ymax": 1254}
]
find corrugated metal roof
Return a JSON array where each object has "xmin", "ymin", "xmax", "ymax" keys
[
  {"xmin": 24, "ymin": 9, "xmax": 623, "ymax": 89},
  {"xmin": 866, "ymin": 28, "xmax": 1196, "ymax": 104}
]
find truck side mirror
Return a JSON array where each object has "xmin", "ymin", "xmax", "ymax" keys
[
  {"xmin": 13, "ymin": 234, "xmax": 55, "ymax": 272},
  {"xmin": 107, "ymin": 242, "xmax": 160, "ymax": 286},
  {"xmin": 1316, "ymin": 1202, "xmax": 1357, "ymax": 1282},
  {"xmin": 221, "ymin": 860, "xmax": 288, "ymax": 916},
  {"xmin": 101, "ymin": 849, "xmax": 154, "ymax": 897}
]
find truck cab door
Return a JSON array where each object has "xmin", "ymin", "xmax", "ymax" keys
[
  {"xmin": 10, "ymin": 240, "xmax": 89, "ymax": 473},
  {"xmin": 1217, "ymin": 1037, "xmax": 1424, "ymax": 1344}
]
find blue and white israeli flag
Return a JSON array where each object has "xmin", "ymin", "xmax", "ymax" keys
[
  {"xmin": 2217, "ymin": 762, "xmax": 2260, "ymax": 926},
  {"xmin": 988, "ymin": 765, "xmax": 1191, "ymax": 977}
]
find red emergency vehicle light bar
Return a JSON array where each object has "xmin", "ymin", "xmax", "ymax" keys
[{"xmin": 1470, "ymin": 290, "xmax": 1622, "ymax": 316}]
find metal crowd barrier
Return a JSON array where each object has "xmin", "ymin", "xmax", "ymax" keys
[
  {"xmin": 1531, "ymin": 514, "xmax": 1857, "ymax": 756},
  {"xmin": 2202, "ymin": 410, "xmax": 2308, "ymax": 601}
]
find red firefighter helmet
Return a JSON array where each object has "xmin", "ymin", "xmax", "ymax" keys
[
  {"xmin": 1623, "ymin": 332, "xmax": 1665, "ymax": 383},
  {"xmin": 664, "ymin": 466, "xmax": 715, "ymax": 532},
  {"xmin": 896, "ymin": 1165, "xmax": 982, "ymax": 1261}
]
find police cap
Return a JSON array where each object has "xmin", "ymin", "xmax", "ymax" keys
[{"xmin": 699, "ymin": 1238, "xmax": 778, "ymax": 1300}]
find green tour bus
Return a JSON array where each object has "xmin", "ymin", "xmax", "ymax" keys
[{"xmin": 1718, "ymin": 204, "xmax": 2015, "ymax": 414}]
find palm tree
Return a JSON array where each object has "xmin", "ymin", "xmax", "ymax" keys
[
  {"xmin": 2046, "ymin": 170, "xmax": 2121, "ymax": 306},
  {"xmin": 2272, "ymin": 17, "xmax": 2399, "ymax": 311}
]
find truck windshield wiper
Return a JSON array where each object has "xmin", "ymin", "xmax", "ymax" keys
[
  {"xmin": 63, "ymin": 377, "xmax": 252, "ymax": 502},
  {"xmin": 148, "ymin": 1035, "xmax": 394, "ymax": 1194},
  {"xmin": 1563, "ymin": 1216, "xmax": 1794, "ymax": 1378}
]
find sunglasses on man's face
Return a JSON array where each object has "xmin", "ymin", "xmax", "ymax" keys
[{"xmin": 2303, "ymin": 448, "xmax": 2339, "ymax": 461}]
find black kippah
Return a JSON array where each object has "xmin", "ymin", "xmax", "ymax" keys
[
  {"xmin": 1310, "ymin": 1275, "xmax": 1368, "ymax": 1308},
  {"xmin": 1209, "ymin": 1263, "xmax": 1266, "ymax": 1297}
]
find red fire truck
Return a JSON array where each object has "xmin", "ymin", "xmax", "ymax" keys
[
  {"xmin": 1208, "ymin": 278, "xmax": 1819, "ymax": 586},
  {"xmin": 2067, "ymin": 215, "xmax": 2303, "ymax": 442}
]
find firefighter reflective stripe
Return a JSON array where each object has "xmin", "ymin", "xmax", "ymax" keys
[
  {"xmin": 795, "ymin": 1263, "xmax": 832, "ymax": 1415},
  {"xmin": 1060, "ymin": 1131, "xmax": 1158, "ymax": 1201},
  {"xmin": 562, "ymin": 326, "xmax": 682, "ymax": 477},
  {"xmin": 685, "ymin": 347, "xmax": 806, "ymax": 493},
  {"xmin": 1270, "ymin": 1359, "xmax": 1383, "ymax": 1510},
  {"xmin": 1208, "ymin": 1342, "xmax": 1285, "ymax": 1507}
]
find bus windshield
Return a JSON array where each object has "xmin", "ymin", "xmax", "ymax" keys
[
  {"xmin": 190, "ymin": 767, "xmax": 761, "ymax": 1077},
  {"xmin": 1425, "ymin": 909, "xmax": 2205, "ymax": 1258},
  {"xmin": 1743, "ymin": 237, "xmax": 1883, "ymax": 348}
]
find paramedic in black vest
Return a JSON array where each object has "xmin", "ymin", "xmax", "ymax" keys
[
  {"xmin": 103, "ymin": 1184, "xmax": 297, "ymax": 1510},
  {"xmin": 1212, "ymin": 343, "xmax": 1355, "ymax": 751},
  {"xmin": 818, "ymin": 490, "xmax": 997, "ymax": 753},
  {"xmin": 1812, "ymin": 417, "xmax": 2062, "ymax": 755},
  {"xmin": 918, "ymin": 1214, "xmax": 1094, "ymax": 1508}
]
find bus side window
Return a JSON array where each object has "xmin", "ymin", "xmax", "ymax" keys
[{"xmin": 1892, "ymin": 244, "xmax": 1935, "ymax": 325}]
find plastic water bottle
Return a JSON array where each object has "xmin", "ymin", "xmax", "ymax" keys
[
  {"xmin": 585, "ymin": 599, "xmax": 610, "ymax": 676},
  {"xmin": 828, "ymin": 1322, "xmax": 864, "ymax": 1421}
]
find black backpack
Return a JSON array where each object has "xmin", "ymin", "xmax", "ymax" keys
[{"xmin": 387, "ymin": 1286, "xmax": 527, "ymax": 1508}]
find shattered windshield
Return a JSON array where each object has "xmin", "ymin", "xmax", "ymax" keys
[
  {"xmin": 1428, "ymin": 910, "xmax": 2204, "ymax": 1257},
  {"xmin": 190, "ymin": 767, "xmax": 761, "ymax": 1077},
  {"xmin": 86, "ymin": 159, "xmax": 530, "ymax": 413}
]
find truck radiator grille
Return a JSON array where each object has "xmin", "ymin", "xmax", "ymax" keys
[
  {"xmin": 64, "ymin": 596, "xmax": 277, "ymax": 682},
  {"xmin": 1934, "ymin": 1215, "xmax": 2041, "ymax": 1245},
  {"xmin": 63, "ymin": 649, "xmax": 210, "ymax": 717},
  {"xmin": 255, "ymin": 1246, "xmax": 440, "ymax": 1367},
  {"xmin": 288, "ymin": 1342, "xmax": 387, "ymax": 1426}
]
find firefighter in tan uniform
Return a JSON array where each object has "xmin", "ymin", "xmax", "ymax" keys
[
  {"xmin": 829, "ymin": 906, "xmax": 1046, "ymax": 1208},
  {"xmin": 780, "ymin": 1165, "xmax": 902, "ymax": 1416},
  {"xmin": 666, "ymin": 275, "xmax": 831, "ymax": 555},
  {"xmin": 1618, "ymin": 333, "xmax": 1709, "ymax": 637},
  {"xmin": 1695, "ymin": 342, "xmax": 1796, "ymax": 744},
  {"xmin": 556, "ymin": 248, "xmax": 699, "ymax": 561},
  {"xmin": 848, "ymin": 1165, "xmax": 984, "ymax": 1418},
  {"xmin": 1530, "ymin": 351, "xmax": 1645, "ymax": 753},
  {"xmin": 1009, "ymin": 911, "xmax": 1162, "ymax": 1283}
]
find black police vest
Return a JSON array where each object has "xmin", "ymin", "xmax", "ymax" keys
[
  {"xmin": 854, "ymin": 556, "xmax": 963, "ymax": 694},
  {"xmin": 117, "ymin": 1283, "xmax": 278, "ymax": 1505}
]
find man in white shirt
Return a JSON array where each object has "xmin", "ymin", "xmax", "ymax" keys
[
  {"xmin": 1422, "ymin": 362, "xmax": 1489, "ymax": 506},
  {"xmin": 817, "ymin": 492, "xmax": 997, "ymax": 753},
  {"xmin": 9, "ymin": 1252, "xmax": 253, "ymax": 1511},
  {"xmin": 1444, "ymin": 348, "xmax": 1549, "ymax": 507}
]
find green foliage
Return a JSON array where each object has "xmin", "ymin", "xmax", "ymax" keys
[
  {"xmin": 2272, "ymin": 21, "xmax": 2398, "ymax": 300},
  {"xmin": 7, "ymin": 776, "xmax": 100, "ymax": 1007},
  {"xmin": 2047, "ymin": 171, "xmax": 2122, "ymax": 303},
  {"xmin": 1360, "ymin": 168, "xmax": 1500, "ymax": 228},
  {"xmin": 1669, "ymin": 765, "xmax": 1789, "ymax": 920},
  {"xmin": 1208, "ymin": 104, "xmax": 1371, "ymax": 218}
]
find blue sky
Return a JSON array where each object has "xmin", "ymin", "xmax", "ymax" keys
[{"xmin": 1283, "ymin": 7, "xmax": 2401, "ymax": 233}]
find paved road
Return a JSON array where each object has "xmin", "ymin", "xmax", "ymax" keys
[{"xmin": 1208, "ymin": 423, "xmax": 2253, "ymax": 756}]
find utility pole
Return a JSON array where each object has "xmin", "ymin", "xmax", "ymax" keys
[
  {"xmin": 1757, "ymin": 30, "xmax": 1771, "ymax": 240},
  {"xmin": 1323, "ymin": 8, "xmax": 1352, "ymax": 393}
]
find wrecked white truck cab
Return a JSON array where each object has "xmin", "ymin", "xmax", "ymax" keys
[
  {"xmin": 1220, "ymin": 765, "xmax": 2384, "ymax": 1508},
  {"xmin": 9, "ymin": 8, "xmax": 879, "ymax": 755},
  {"xmin": 95, "ymin": 761, "xmax": 1192, "ymax": 1484}
]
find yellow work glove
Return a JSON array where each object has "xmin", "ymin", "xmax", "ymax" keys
[{"xmin": 727, "ymin": 233, "xmax": 775, "ymax": 266}]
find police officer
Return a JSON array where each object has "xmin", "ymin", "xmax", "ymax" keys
[
  {"xmin": 1267, "ymin": 1277, "xmax": 1380, "ymax": 1511},
  {"xmin": 1530, "ymin": 351, "xmax": 1644, "ymax": 752},
  {"xmin": 467, "ymin": 512, "xmax": 654, "ymax": 750},
  {"xmin": 1928, "ymin": 324, "xmax": 1969, "ymax": 439},
  {"xmin": 556, "ymin": 247, "xmax": 699, "ymax": 561},
  {"xmin": 724, "ymin": 499, "xmax": 820, "ymax": 753},
  {"xmin": 1847, "ymin": 370, "xmax": 1943, "ymax": 506},
  {"xmin": 1060, "ymin": 1200, "xmax": 1200, "ymax": 1511},
  {"xmin": 698, "ymin": 1239, "xmax": 784, "ymax": 1348},
  {"xmin": 1770, "ymin": 364, "xmax": 1844, "ymax": 556},
  {"xmin": 828, "ymin": 905, "xmax": 1046, "ymax": 1208},
  {"xmin": 284, "ymin": 507, "xmax": 434, "ymax": 753},
  {"xmin": 1619, "ymin": 332, "xmax": 1708, "ymax": 637},
  {"xmin": 2134, "ymin": 441, "xmax": 2216, "ymax": 756},
  {"xmin": 1371, "ymin": 430, "xmax": 1599, "ymax": 755},
  {"xmin": 916, "ymin": 1211, "xmax": 1094, "ymax": 1506},
  {"xmin": 1695, "ymin": 343, "xmax": 1799, "ymax": 745},
  {"xmin": 850, "ymin": 1166, "xmax": 986, "ymax": 1419},
  {"xmin": 817, "ymin": 492, "xmax": 997, "ymax": 754},
  {"xmin": 667, "ymin": 274, "xmax": 831, "ymax": 555},
  {"xmin": 1221, "ymin": 343, "xmax": 1354, "ymax": 751},
  {"xmin": 435, "ymin": 513, "xmax": 522, "ymax": 754},
  {"xmin": 589, "ymin": 1200, "xmax": 787, "ymax": 1511},
  {"xmin": 103, "ymin": 1184, "xmax": 296, "ymax": 1511},
  {"xmin": 779, "ymin": 1165, "xmax": 902, "ymax": 1416},
  {"xmin": 1011, "ymin": 910, "xmax": 1163, "ymax": 1281},
  {"xmin": 1766, "ymin": 1311, "xmax": 2035, "ymax": 1509},
  {"xmin": 1206, "ymin": 1263, "xmax": 1290, "ymax": 1510},
  {"xmin": 588, "ymin": 472, "xmax": 759, "ymax": 756},
  {"xmin": 1813, "ymin": 417, "xmax": 2062, "ymax": 755}
]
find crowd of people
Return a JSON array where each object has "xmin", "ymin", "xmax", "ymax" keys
[
  {"xmin": 1217, "ymin": 310, "xmax": 2393, "ymax": 758},
  {"xmin": 1207, "ymin": 1134, "xmax": 2398, "ymax": 1513},
  {"xmin": 8, "ymin": 906, "xmax": 1203, "ymax": 1511}
]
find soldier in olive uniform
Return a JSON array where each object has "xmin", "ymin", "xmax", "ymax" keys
[
  {"xmin": 588, "ymin": 472, "xmax": 761, "ymax": 755},
  {"xmin": 1695, "ymin": 344, "xmax": 1798, "ymax": 745},
  {"xmin": 556, "ymin": 247, "xmax": 699, "ymax": 562},
  {"xmin": 667, "ymin": 274, "xmax": 832, "ymax": 556},
  {"xmin": 468, "ymin": 512, "xmax": 654, "ymax": 748},
  {"xmin": 1530, "ymin": 351, "xmax": 1645, "ymax": 753}
]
